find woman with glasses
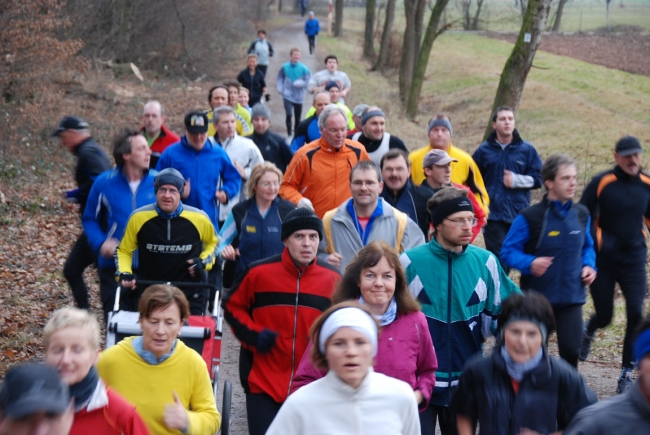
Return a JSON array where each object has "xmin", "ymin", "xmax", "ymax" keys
[{"xmin": 218, "ymin": 162, "xmax": 296, "ymax": 283}]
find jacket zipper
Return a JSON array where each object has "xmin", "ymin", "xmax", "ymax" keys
[
  {"xmin": 287, "ymin": 270, "xmax": 302, "ymax": 398},
  {"xmin": 447, "ymin": 250, "xmax": 453, "ymax": 402}
]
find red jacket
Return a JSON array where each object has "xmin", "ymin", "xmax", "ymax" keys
[
  {"xmin": 140, "ymin": 124, "xmax": 180, "ymax": 168},
  {"xmin": 70, "ymin": 383, "xmax": 150, "ymax": 435},
  {"xmin": 223, "ymin": 248, "xmax": 340, "ymax": 403}
]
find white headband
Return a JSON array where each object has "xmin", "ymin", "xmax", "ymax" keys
[{"xmin": 318, "ymin": 307, "xmax": 378, "ymax": 356}]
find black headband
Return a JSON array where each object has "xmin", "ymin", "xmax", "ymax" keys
[
  {"xmin": 361, "ymin": 110, "xmax": 386, "ymax": 126},
  {"xmin": 430, "ymin": 196, "xmax": 474, "ymax": 227}
]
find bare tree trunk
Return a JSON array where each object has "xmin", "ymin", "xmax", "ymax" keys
[
  {"xmin": 471, "ymin": 0, "xmax": 486, "ymax": 29},
  {"xmin": 363, "ymin": 0, "xmax": 377, "ymax": 59},
  {"xmin": 484, "ymin": 0, "xmax": 552, "ymax": 139},
  {"xmin": 406, "ymin": 0, "xmax": 451, "ymax": 119},
  {"xmin": 463, "ymin": 0, "xmax": 472, "ymax": 30},
  {"xmin": 399, "ymin": 0, "xmax": 425, "ymax": 102},
  {"xmin": 334, "ymin": 0, "xmax": 344, "ymax": 36},
  {"xmin": 373, "ymin": 0, "xmax": 396, "ymax": 71},
  {"xmin": 413, "ymin": 0, "xmax": 426, "ymax": 64},
  {"xmin": 549, "ymin": 0, "xmax": 567, "ymax": 31}
]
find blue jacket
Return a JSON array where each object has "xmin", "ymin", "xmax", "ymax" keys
[
  {"xmin": 225, "ymin": 197, "xmax": 296, "ymax": 279},
  {"xmin": 472, "ymin": 130, "xmax": 542, "ymax": 223},
  {"xmin": 380, "ymin": 180, "xmax": 419, "ymax": 228},
  {"xmin": 501, "ymin": 196, "xmax": 596, "ymax": 306},
  {"xmin": 276, "ymin": 61, "xmax": 311, "ymax": 104},
  {"xmin": 156, "ymin": 137, "xmax": 241, "ymax": 228},
  {"xmin": 290, "ymin": 115, "xmax": 321, "ymax": 152},
  {"xmin": 304, "ymin": 18, "xmax": 320, "ymax": 36},
  {"xmin": 82, "ymin": 168, "xmax": 157, "ymax": 269}
]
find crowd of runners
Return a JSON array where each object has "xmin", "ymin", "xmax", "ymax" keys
[{"xmin": 2, "ymin": 13, "xmax": 650, "ymax": 435}]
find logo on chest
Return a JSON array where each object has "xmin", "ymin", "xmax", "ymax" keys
[{"xmin": 246, "ymin": 225, "xmax": 257, "ymax": 233}]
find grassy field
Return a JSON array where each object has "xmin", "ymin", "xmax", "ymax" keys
[
  {"xmin": 320, "ymin": 29, "xmax": 650, "ymax": 189},
  {"xmin": 343, "ymin": 0, "xmax": 650, "ymax": 33},
  {"xmin": 316, "ymin": 23, "xmax": 650, "ymax": 362}
]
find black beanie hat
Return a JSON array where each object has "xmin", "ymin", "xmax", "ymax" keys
[
  {"xmin": 154, "ymin": 168, "xmax": 186, "ymax": 195},
  {"xmin": 281, "ymin": 207, "xmax": 324, "ymax": 241}
]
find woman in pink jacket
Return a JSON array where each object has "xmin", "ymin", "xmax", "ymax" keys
[{"xmin": 293, "ymin": 241, "xmax": 438, "ymax": 435}]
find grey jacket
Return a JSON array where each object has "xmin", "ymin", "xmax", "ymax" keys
[
  {"xmin": 564, "ymin": 378, "xmax": 650, "ymax": 435},
  {"xmin": 320, "ymin": 198, "xmax": 425, "ymax": 273}
]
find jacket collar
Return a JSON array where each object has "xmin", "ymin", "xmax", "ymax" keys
[
  {"xmin": 428, "ymin": 234, "xmax": 469, "ymax": 258},
  {"xmin": 281, "ymin": 247, "xmax": 314, "ymax": 276},
  {"xmin": 486, "ymin": 129, "xmax": 524, "ymax": 147}
]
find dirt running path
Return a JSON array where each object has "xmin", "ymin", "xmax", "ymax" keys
[
  {"xmin": 267, "ymin": 17, "xmax": 324, "ymax": 135},
  {"xmin": 217, "ymin": 15, "xmax": 323, "ymax": 435}
]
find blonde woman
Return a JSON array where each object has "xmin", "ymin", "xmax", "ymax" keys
[
  {"xmin": 218, "ymin": 162, "xmax": 296, "ymax": 283},
  {"xmin": 44, "ymin": 307, "xmax": 149, "ymax": 435}
]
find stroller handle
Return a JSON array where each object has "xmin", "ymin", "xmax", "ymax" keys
[{"xmin": 113, "ymin": 280, "xmax": 220, "ymax": 317}]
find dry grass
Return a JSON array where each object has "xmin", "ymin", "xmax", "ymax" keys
[{"xmin": 317, "ymin": 24, "xmax": 650, "ymax": 365}]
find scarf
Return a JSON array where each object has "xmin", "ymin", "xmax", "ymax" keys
[
  {"xmin": 500, "ymin": 345, "xmax": 543, "ymax": 382},
  {"xmin": 69, "ymin": 366, "xmax": 99, "ymax": 411},
  {"xmin": 359, "ymin": 296, "xmax": 397, "ymax": 326}
]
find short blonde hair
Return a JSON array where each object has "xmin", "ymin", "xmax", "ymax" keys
[
  {"xmin": 246, "ymin": 162, "xmax": 283, "ymax": 198},
  {"xmin": 43, "ymin": 307, "xmax": 101, "ymax": 350}
]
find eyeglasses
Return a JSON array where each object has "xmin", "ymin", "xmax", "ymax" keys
[
  {"xmin": 258, "ymin": 181, "xmax": 280, "ymax": 188},
  {"xmin": 158, "ymin": 187, "xmax": 180, "ymax": 195},
  {"xmin": 445, "ymin": 217, "xmax": 477, "ymax": 227}
]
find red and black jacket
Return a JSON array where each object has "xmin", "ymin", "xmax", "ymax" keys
[{"xmin": 222, "ymin": 248, "xmax": 339, "ymax": 403}]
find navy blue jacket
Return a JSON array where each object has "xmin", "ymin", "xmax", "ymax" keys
[
  {"xmin": 82, "ymin": 168, "xmax": 157, "ymax": 269},
  {"xmin": 501, "ymin": 196, "xmax": 596, "ymax": 306},
  {"xmin": 156, "ymin": 137, "xmax": 241, "ymax": 228},
  {"xmin": 472, "ymin": 130, "xmax": 542, "ymax": 223},
  {"xmin": 380, "ymin": 180, "xmax": 419, "ymax": 229},
  {"xmin": 230, "ymin": 197, "xmax": 296, "ymax": 279}
]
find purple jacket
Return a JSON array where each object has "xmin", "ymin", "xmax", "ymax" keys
[{"xmin": 292, "ymin": 311, "xmax": 438, "ymax": 407}]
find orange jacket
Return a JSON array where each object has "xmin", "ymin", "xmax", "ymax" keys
[{"xmin": 280, "ymin": 137, "xmax": 370, "ymax": 218}]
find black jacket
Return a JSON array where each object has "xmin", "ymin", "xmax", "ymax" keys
[
  {"xmin": 249, "ymin": 130, "xmax": 293, "ymax": 173},
  {"xmin": 73, "ymin": 137, "xmax": 111, "ymax": 214},
  {"xmin": 452, "ymin": 346, "xmax": 597, "ymax": 435}
]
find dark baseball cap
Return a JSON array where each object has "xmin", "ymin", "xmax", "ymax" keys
[
  {"xmin": 615, "ymin": 136, "xmax": 643, "ymax": 156},
  {"xmin": 0, "ymin": 363, "xmax": 71, "ymax": 418},
  {"xmin": 52, "ymin": 116, "xmax": 90, "ymax": 137},
  {"xmin": 184, "ymin": 112, "xmax": 209, "ymax": 134}
]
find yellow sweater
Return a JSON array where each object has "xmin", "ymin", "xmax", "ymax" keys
[
  {"xmin": 97, "ymin": 337, "xmax": 220, "ymax": 435},
  {"xmin": 206, "ymin": 104, "xmax": 252, "ymax": 137},
  {"xmin": 409, "ymin": 143, "xmax": 490, "ymax": 215}
]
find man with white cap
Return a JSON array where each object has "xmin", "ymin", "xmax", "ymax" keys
[
  {"xmin": 579, "ymin": 135, "xmax": 650, "ymax": 394},
  {"xmin": 409, "ymin": 114, "xmax": 489, "ymax": 215},
  {"xmin": 350, "ymin": 105, "xmax": 407, "ymax": 166},
  {"xmin": 116, "ymin": 167, "xmax": 219, "ymax": 314},
  {"xmin": 401, "ymin": 187, "xmax": 520, "ymax": 435},
  {"xmin": 0, "ymin": 363, "xmax": 74, "ymax": 435},
  {"xmin": 414, "ymin": 149, "xmax": 486, "ymax": 241},
  {"xmin": 222, "ymin": 207, "xmax": 340, "ymax": 435},
  {"xmin": 348, "ymin": 103, "xmax": 369, "ymax": 136}
]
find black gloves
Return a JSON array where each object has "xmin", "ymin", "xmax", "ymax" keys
[
  {"xmin": 256, "ymin": 329, "xmax": 278, "ymax": 354},
  {"xmin": 189, "ymin": 258, "xmax": 205, "ymax": 281},
  {"xmin": 118, "ymin": 272, "xmax": 136, "ymax": 285}
]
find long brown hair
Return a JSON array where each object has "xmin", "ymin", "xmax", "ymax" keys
[{"xmin": 332, "ymin": 241, "xmax": 420, "ymax": 314}]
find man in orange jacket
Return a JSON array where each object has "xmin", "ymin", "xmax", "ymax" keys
[{"xmin": 280, "ymin": 104, "xmax": 370, "ymax": 218}]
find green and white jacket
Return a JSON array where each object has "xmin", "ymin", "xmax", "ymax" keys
[{"xmin": 400, "ymin": 238, "xmax": 521, "ymax": 406}]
